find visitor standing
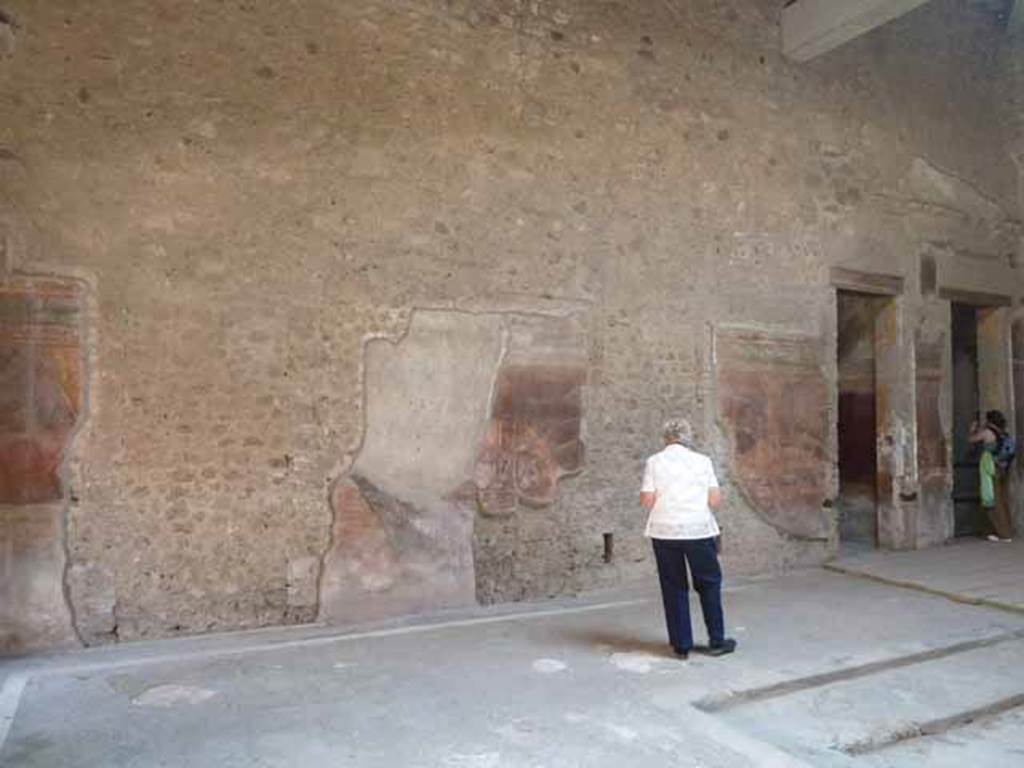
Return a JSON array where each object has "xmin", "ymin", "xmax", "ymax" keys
[
  {"xmin": 640, "ymin": 418, "xmax": 736, "ymax": 660},
  {"xmin": 969, "ymin": 409, "xmax": 1015, "ymax": 542}
]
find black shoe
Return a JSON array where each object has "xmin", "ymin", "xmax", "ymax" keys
[
  {"xmin": 707, "ymin": 638, "xmax": 737, "ymax": 657},
  {"xmin": 673, "ymin": 647, "xmax": 690, "ymax": 660}
]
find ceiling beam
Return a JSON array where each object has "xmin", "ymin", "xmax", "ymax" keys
[{"xmin": 782, "ymin": 0, "xmax": 934, "ymax": 62}]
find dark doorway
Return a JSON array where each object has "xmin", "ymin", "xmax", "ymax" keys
[
  {"xmin": 836, "ymin": 291, "xmax": 886, "ymax": 547},
  {"xmin": 951, "ymin": 303, "xmax": 980, "ymax": 537}
]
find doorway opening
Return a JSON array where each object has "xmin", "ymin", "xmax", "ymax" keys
[
  {"xmin": 836, "ymin": 290, "xmax": 889, "ymax": 549},
  {"xmin": 950, "ymin": 301, "xmax": 1012, "ymax": 538},
  {"xmin": 951, "ymin": 303, "xmax": 980, "ymax": 537}
]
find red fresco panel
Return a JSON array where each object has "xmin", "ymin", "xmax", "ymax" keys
[
  {"xmin": 716, "ymin": 329, "xmax": 830, "ymax": 540},
  {"xmin": 473, "ymin": 364, "xmax": 585, "ymax": 515},
  {"xmin": 0, "ymin": 279, "xmax": 84, "ymax": 504}
]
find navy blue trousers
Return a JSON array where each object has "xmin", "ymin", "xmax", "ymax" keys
[{"xmin": 652, "ymin": 537, "xmax": 725, "ymax": 653}]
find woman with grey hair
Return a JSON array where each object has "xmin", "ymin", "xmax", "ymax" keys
[{"xmin": 640, "ymin": 417, "xmax": 736, "ymax": 659}]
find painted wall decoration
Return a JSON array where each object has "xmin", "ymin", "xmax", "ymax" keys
[
  {"xmin": 318, "ymin": 310, "xmax": 588, "ymax": 622},
  {"xmin": 473, "ymin": 364, "xmax": 585, "ymax": 517},
  {"xmin": 318, "ymin": 311, "xmax": 495, "ymax": 624},
  {"xmin": 0, "ymin": 276, "xmax": 84, "ymax": 652},
  {"xmin": 715, "ymin": 327, "xmax": 830, "ymax": 540},
  {"xmin": 0, "ymin": 278, "xmax": 84, "ymax": 504},
  {"xmin": 320, "ymin": 473, "xmax": 475, "ymax": 623}
]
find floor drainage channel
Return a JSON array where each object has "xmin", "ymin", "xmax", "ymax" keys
[
  {"xmin": 694, "ymin": 628, "xmax": 1024, "ymax": 713},
  {"xmin": 841, "ymin": 692, "xmax": 1024, "ymax": 756}
]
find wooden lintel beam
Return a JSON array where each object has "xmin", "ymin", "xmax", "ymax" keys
[{"xmin": 782, "ymin": 0, "xmax": 934, "ymax": 62}]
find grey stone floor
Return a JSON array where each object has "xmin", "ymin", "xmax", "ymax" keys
[
  {"xmin": 831, "ymin": 538, "xmax": 1024, "ymax": 610},
  {"xmin": 3, "ymin": 551, "xmax": 1024, "ymax": 767}
]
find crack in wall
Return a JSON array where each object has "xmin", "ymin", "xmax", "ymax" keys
[
  {"xmin": 1, "ymin": 269, "xmax": 94, "ymax": 649},
  {"xmin": 60, "ymin": 274, "xmax": 94, "ymax": 647},
  {"xmin": 483, "ymin": 324, "xmax": 510, "ymax": 435}
]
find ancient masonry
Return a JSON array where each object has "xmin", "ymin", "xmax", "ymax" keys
[
  {"xmin": 0, "ymin": 276, "xmax": 85, "ymax": 650},
  {"xmin": 1, "ymin": 0, "xmax": 1023, "ymax": 651}
]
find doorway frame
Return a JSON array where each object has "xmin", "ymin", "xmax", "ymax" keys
[
  {"xmin": 830, "ymin": 268, "xmax": 912, "ymax": 550},
  {"xmin": 940, "ymin": 288, "xmax": 1015, "ymax": 538}
]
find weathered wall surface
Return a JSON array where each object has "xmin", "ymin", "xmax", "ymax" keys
[
  {"xmin": 999, "ymin": 22, "xmax": 1024, "ymax": 534},
  {"xmin": 715, "ymin": 327, "xmax": 831, "ymax": 542},
  {"xmin": 915, "ymin": 303, "xmax": 953, "ymax": 547},
  {"xmin": 0, "ymin": 277, "xmax": 85, "ymax": 651},
  {"xmin": 1, "ymin": 0, "xmax": 1022, "ymax": 650}
]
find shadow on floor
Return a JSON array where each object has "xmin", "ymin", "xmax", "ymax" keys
[{"xmin": 560, "ymin": 628, "xmax": 675, "ymax": 658}]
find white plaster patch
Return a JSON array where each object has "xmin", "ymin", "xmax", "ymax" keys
[
  {"xmin": 609, "ymin": 652, "xmax": 661, "ymax": 674},
  {"xmin": 531, "ymin": 658, "xmax": 567, "ymax": 674},
  {"xmin": 493, "ymin": 719, "xmax": 536, "ymax": 746},
  {"xmin": 131, "ymin": 684, "xmax": 217, "ymax": 708},
  {"xmin": 443, "ymin": 752, "xmax": 501, "ymax": 767},
  {"xmin": 602, "ymin": 722, "xmax": 638, "ymax": 742}
]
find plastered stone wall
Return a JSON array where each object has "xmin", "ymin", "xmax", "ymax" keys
[
  {"xmin": 1, "ymin": 0, "xmax": 1023, "ymax": 649},
  {"xmin": 0, "ymin": 274, "xmax": 85, "ymax": 651},
  {"xmin": 320, "ymin": 309, "xmax": 501, "ymax": 621},
  {"xmin": 915, "ymin": 300, "xmax": 954, "ymax": 547}
]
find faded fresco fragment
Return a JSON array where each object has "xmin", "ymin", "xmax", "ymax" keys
[
  {"xmin": 0, "ymin": 278, "xmax": 84, "ymax": 504},
  {"xmin": 320, "ymin": 473, "xmax": 475, "ymax": 622},
  {"xmin": 473, "ymin": 364, "xmax": 585, "ymax": 516},
  {"xmin": 319, "ymin": 310, "xmax": 589, "ymax": 622},
  {"xmin": 715, "ymin": 328, "xmax": 830, "ymax": 540},
  {"xmin": 467, "ymin": 314, "xmax": 587, "ymax": 604},
  {"xmin": 0, "ymin": 276, "xmax": 85, "ymax": 652}
]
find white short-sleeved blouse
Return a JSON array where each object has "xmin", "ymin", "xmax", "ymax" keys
[{"xmin": 641, "ymin": 443, "xmax": 720, "ymax": 540}]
